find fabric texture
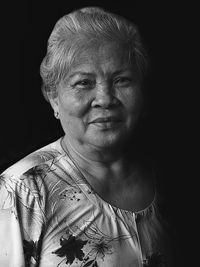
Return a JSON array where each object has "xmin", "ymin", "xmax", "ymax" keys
[{"xmin": 0, "ymin": 138, "xmax": 169, "ymax": 267}]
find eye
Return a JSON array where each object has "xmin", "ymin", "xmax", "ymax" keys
[
  {"xmin": 114, "ymin": 77, "xmax": 132, "ymax": 87},
  {"xmin": 73, "ymin": 79, "xmax": 94, "ymax": 89}
]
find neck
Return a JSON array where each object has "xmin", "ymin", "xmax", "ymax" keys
[
  {"xmin": 61, "ymin": 136, "xmax": 134, "ymax": 182},
  {"xmin": 63, "ymin": 135, "xmax": 128, "ymax": 162}
]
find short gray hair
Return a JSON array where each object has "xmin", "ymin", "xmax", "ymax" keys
[{"xmin": 40, "ymin": 7, "xmax": 148, "ymax": 101}]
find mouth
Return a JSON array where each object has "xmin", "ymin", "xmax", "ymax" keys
[
  {"xmin": 89, "ymin": 116, "xmax": 123, "ymax": 129},
  {"xmin": 89, "ymin": 116, "xmax": 123, "ymax": 124}
]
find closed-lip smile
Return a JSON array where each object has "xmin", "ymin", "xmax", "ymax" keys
[{"xmin": 89, "ymin": 116, "xmax": 122, "ymax": 124}]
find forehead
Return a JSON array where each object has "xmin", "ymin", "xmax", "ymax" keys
[{"xmin": 68, "ymin": 42, "xmax": 135, "ymax": 76}]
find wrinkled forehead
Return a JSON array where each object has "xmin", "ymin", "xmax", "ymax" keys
[{"xmin": 68, "ymin": 41, "xmax": 136, "ymax": 75}]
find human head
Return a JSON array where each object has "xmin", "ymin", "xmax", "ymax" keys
[{"xmin": 40, "ymin": 6, "xmax": 148, "ymax": 101}]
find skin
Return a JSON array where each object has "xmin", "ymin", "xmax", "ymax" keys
[
  {"xmin": 49, "ymin": 42, "xmax": 154, "ymax": 211},
  {"xmin": 50, "ymin": 43, "xmax": 143, "ymax": 156}
]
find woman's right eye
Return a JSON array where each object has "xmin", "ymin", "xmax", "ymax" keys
[{"xmin": 73, "ymin": 79, "xmax": 94, "ymax": 89}]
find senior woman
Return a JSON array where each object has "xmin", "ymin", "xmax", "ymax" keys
[{"xmin": 0, "ymin": 7, "xmax": 171, "ymax": 267}]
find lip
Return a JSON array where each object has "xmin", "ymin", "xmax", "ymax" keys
[{"xmin": 89, "ymin": 116, "xmax": 123, "ymax": 124}]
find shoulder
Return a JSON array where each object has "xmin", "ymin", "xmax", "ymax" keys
[
  {"xmin": 0, "ymin": 138, "xmax": 64, "ymax": 209},
  {"xmin": 1, "ymin": 138, "xmax": 63, "ymax": 179}
]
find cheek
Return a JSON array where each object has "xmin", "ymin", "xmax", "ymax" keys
[
  {"xmin": 59, "ymin": 93, "xmax": 90, "ymax": 118},
  {"xmin": 120, "ymin": 88, "xmax": 143, "ymax": 114}
]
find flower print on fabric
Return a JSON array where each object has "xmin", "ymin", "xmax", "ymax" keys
[
  {"xmin": 53, "ymin": 234, "xmax": 88, "ymax": 266},
  {"xmin": 52, "ymin": 229, "xmax": 113, "ymax": 267},
  {"xmin": 88, "ymin": 240, "xmax": 113, "ymax": 261},
  {"xmin": 59, "ymin": 188, "xmax": 82, "ymax": 202},
  {"xmin": 0, "ymin": 139, "xmax": 171, "ymax": 267},
  {"xmin": 0, "ymin": 150, "xmax": 61, "ymax": 212},
  {"xmin": 52, "ymin": 214, "xmax": 137, "ymax": 267},
  {"xmin": 79, "ymin": 218, "xmax": 135, "ymax": 267},
  {"xmin": 81, "ymin": 238, "xmax": 113, "ymax": 267}
]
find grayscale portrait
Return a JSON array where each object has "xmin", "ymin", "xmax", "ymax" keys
[{"xmin": 0, "ymin": 4, "xmax": 184, "ymax": 267}]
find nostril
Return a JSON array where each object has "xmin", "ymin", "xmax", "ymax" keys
[
  {"xmin": 91, "ymin": 94, "xmax": 120, "ymax": 108},
  {"xmin": 91, "ymin": 84, "xmax": 120, "ymax": 108}
]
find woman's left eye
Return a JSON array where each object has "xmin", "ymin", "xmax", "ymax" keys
[{"xmin": 114, "ymin": 77, "xmax": 132, "ymax": 86}]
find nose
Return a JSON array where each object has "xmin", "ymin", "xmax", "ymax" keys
[{"xmin": 91, "ymin": 82, "xmax": 120, "ymax": 108}]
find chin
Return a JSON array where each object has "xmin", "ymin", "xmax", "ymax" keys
[{"xmin": 87, "ymin": 132, "xmax": 126, "ymax": 149}]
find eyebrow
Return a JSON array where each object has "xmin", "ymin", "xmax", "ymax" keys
[
  {"xmin": 68, "ymin": 68, "xmax": 133, "ymax": 79},
  {"xmin": 111, "ymin": 68, "xmax": 132, "ymax": 76},
  {"xmin": 68, "ymin": 72, "xmax": 95, "ymax": 79}
]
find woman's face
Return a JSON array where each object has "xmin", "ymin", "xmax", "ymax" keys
[{"xmin": 50, "ymin": 42, "xmax": 144, "ymax": 150}]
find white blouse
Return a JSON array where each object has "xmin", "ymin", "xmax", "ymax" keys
[{"xmin": 0, "ymin": 138, "xmax": 170, "ymax": 267}]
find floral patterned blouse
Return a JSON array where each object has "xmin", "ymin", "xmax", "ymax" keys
[{"xmin": 0, "ymin": 138, "xmax": 170, "ymax": 267}]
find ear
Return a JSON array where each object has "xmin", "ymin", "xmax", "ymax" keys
[{"xmin": 47, "ymin": 93, "xmax": 59, "ymax": 114}]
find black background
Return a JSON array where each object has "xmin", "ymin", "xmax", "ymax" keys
[{"xmin": 0, "ymin": 1, "xmax": 196, "ymax": 266}]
